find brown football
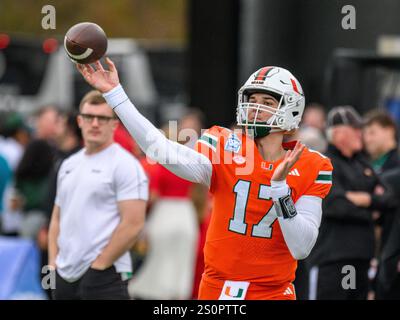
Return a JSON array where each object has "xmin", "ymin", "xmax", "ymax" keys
[{"xmin": 64, "ymin": 22, "xmax": 107, "ymax": 64}]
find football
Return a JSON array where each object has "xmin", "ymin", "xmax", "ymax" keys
[{"xmin": 64, "ymin": 22, "xmax": 107, "ymax": 64}]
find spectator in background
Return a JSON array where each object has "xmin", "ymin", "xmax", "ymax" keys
[
  {"xmin": 363, "ymin": 111, "xmax": 400, "ymax": 246},
  {"xmin": 308, "ymin": 106, "xmax": 396, "ymax": 300},
  {"xmin": 0, "ymin": 111, "xmax": 31, "ymax": 235},
  {"xmin": 375, "ymin": 167, "xmax": 400, "ymax": 300},
  {"xmin": 375, "ymin": 167, "xmax": 400, "ymax": 299},
  {"xmin": 3, "ymin": 106, "xmax": 62, "ymax": 238},
  {"xmin": 56, "ymin": 111, "xmax": 83, "ymax": 157},
  {"xmin": 5, "ymin": 106, "xmax": 64, "ymax": 238},
  {"xmin": 0, "ymin": 154, "xmax": 11, "ymax": 231},
  {"xmin": 299, "ymin": 103, "xmax": 327, "ymax": 152},
  {"xmin": 37, "ymin": 111, "xmax": 83, "ymax": 298},
  {"xmin": 287, "ymin": 103, "xmax": 328, "ymax": 154},
  {"xmin": 113, "ymin": 121, "xmax": 137, "ymax": 155},
  {"xmin": 128, "ymin": 110, "xmax": 208, "ymax": 298},
  {"xmin": 129, "ymin": 122, "xmax": 198, "ymax": 300},
  {"xmin": 363, "ymin": 111, "xmax": 400, "ymax": 299},
  {"xmin": 14, "ymin": 139, "xmax": 55, "ymax": 239},
  {"xmin": 33, "ymin": 106, "xmax": 64, "ymax": 143},
  {"xmin": 302, "ymin": 103, "xmax": 326, "ymax": 132},
  {"xmin": 0, "ymin": 111, "xmax": 31, "ymax": 171},
  {"xmin": 48, "ymin": 90, "xmax": 148, "ymax": 300},
  {"xmin": 191, "ymin": 185, "xmax": 212, "ymax": 300},
  {"xmin": 298, "ymin": 126, "xmax": 328, "ymax": 154},
  {"xmin": 44, "ymin": 111, "xmax": 83, "ymax": 223},
  {"xmin": 178, "ymin": 108, "xmax": 212, "ymax": 300},
  {"xmin": 31, "ymin": 106, "xmax": 65, "ymax": 169},
  {"xmin": 179, "ymin": 108, "xmax": 206, "ymax": 149},
  {"xmin": 363, "ymin": 111, "xmax": 400, "ymax": 174}
]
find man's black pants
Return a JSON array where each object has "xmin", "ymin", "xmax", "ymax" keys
[
  {"xmin": 52, "ymin": 266, "xmax": 130, "ymax": 300},
  {"xmin": 316, "ymin": 259, "xmax": 370, "ymax": 300}
]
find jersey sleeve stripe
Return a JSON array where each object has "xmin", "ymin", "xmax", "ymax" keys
[
  {"xmin": 198, "ymin": 138, "xmax": 217, "ymax": 152},
  {"xmin": 315, "ymin": 180, "xmax": 332, "ymax": 184},
  {"xmin": 318, "ymin": 170, "xmax": 332, "ymax": 175},
  {"xmin": 315, "ymin": 171, "xmax": 332, "ymax": 184},
  {"xmin": 316, "ymin": 170, "xmax": 332, "ymax": 183},
  {"xmin": 200, "ymin": 134, "xmax": 218, "ymax": 148},
  {"xmin": 202, "ymin": 132, "xmax": 218, "ymax": 143}
]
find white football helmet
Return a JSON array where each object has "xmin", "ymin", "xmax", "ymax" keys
[{"xmin": 237, "ymin": 66, "xmax": 305, "ymax": 136}]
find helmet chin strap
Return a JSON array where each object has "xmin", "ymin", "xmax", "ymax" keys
[
  {"xmin": 248, "ymin": 124, "xmax": 272, "ymax": 138},
  {"xmin": 247, "ymin": 115, "xmax": 280, "ymax": 138}
]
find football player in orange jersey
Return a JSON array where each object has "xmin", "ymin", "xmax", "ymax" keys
[{"xmin": 77, "ymin": 59, "xmax": 333, "ymax": 300}]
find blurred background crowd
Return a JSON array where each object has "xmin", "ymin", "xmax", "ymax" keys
[{"xmin": 1, "ymin": 0, "xmax": 400, "ymax": 299}]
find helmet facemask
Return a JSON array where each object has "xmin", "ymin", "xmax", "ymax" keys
[
  {"xmin": 236, "ymin": 67, "xmax": 306, "ymax": 138},
  {"xmin": 237, "ymin": 89, "xmax": 304, "ymax": 138}
]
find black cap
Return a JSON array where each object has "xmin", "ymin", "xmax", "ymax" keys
[{"xmin": 326, "ymin": 105, "xmax": 363, "ymax": 129}]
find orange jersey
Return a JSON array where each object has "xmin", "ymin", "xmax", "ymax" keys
[{"xmin": 195, "ymin": 126, "xmax": 333, "ymax": 286}]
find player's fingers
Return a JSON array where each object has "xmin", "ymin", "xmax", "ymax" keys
[
  {"xmin": 84, "ymin": 64, "xmax": 95, "ymax": 74},
  {"xmin": 94, "ymin": 60, "xmax": 105, "ymax": 72},
  {"xmin": 77, "ymin": 64, "xmax": 91, "ymax": 79},
  {"xmin": 293, "ymin": 140, "xmax": 302, "ymax": 153},
  {"xmin": 289, "ymin": 145, "xmax": 305, "ymax": 165},
  {"xmin": 292, "ymin": 142, "xmax": 304, "ymax": 158},
  {"xmin": 282, "ymin": 161, "xmax": 291, "ymax": 174},
  {"xmin": 106, "ymin": 57, "xmax": 116, "ymax": 72},
  {"xmin": 76, "ymin": 63, "xmax": 84, "ymax": 74},
  {"xmin": 295, "ymin": 144, "xmax": 305, "ymax": 159}
]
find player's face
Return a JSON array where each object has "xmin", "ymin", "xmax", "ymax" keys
[
  {"xmin": 247, "ymin": 93, "xmax": 279, "ymax": 122},
  {"xmin": 78, "ymin": 102, "xmax": 118, "ymax": 148}
]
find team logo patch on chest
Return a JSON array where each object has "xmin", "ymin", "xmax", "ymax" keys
[
  {"xmin": 261, "ymin": 162, "xmax": 273, "ymax": 171},
  {"xmin": 225, "ymin": 133, "xmax": 241, "ymax": 153}
]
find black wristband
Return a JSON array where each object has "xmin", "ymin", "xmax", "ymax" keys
[{"xmin": 274, "ymin": 193, "xmax": 297, "ymax": 219}]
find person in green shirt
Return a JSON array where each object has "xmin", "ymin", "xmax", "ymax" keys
[{"xmin": 363, "ymin": 111, "xmax": 400, "ymax": 174}]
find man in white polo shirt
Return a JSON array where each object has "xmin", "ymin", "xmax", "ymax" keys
[{"xmin": 48, "ymin": 90, "xmax": 148, "ymax": 300}]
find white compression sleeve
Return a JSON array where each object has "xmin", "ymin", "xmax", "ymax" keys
[
  {"xmin": 270, "ymin": 180, "xmax": 322, "ymax": 260},
  {"xmin": 103, "ymin": 84, "xmax": 212, "ymax": 187},
  {"xmin": 279, "ymin": 194, "xmax": 322, "ymax": 260}
]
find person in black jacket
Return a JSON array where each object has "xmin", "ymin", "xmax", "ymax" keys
[
  {"xmin": 375, "ymin": 167, "xmax": 400, "ymax": 299},
  {"xmin": 363, "ymin": 111, "xmax": 400, "ymax": 249},
  {"xmin": 309, "ymin": 106, "xmax": 396, "ymax": 300}
]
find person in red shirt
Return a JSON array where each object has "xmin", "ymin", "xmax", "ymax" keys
[
  {"xmin": 113, "ymin": 121, "xmax": 137, "ymax": 155},
  {"xmin": 129, "ymin": 139, "xmax": 198, "ymax": 299}
]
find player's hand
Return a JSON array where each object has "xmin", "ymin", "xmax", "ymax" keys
[
  {"xmin": 76, "ymin": 57, "xmax": 120, "ymax": 93},
  {"xmin": 271, "ymin": 141, "xmax": 305, "ymax": 182}
]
